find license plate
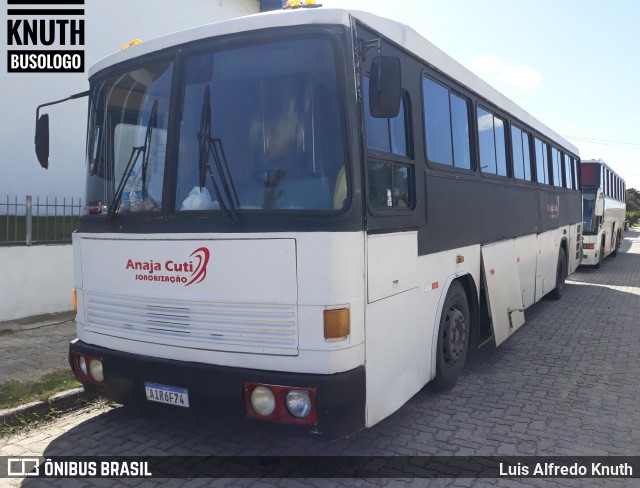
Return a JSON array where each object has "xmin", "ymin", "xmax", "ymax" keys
[{"xmin": 144, "ymin": 382, "xmax": 189, "ymax": 408}]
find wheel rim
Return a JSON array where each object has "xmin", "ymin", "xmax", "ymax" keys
[{"xmin": 442, "ymin": 304, "xmax": 467, "ymax": 367}]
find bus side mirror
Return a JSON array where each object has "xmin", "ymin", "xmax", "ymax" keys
[
  {"xmin": 35, "ymin": 113, "xmax": 50, "ymax": 169},
  {"xmin": 369, "ymin": 56, "xmax": 401, "ymax": 118},
  {"xmin": 594, "ymin": 192, "xmax": 604, "ymax": 217}
]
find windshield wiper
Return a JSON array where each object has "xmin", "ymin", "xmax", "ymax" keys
[
  {"xmin": 197, "ymin": 85, "xmax": 240, "ymax": 223},
  {"xmin": 108, "ymin": 100, "xmax": 158, "ymax": 216}
]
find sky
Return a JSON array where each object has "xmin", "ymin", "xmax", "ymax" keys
[
  {"xmin": 0, "ymin": 0, "xmax": 258, "ymax": 203},
  {"xmin": 321, "ymin": 0, "xmax": 640, "ymax": 190},
  {"xmin": 2, "ymin": 0, "xmax": 638, "ymax": 202}
]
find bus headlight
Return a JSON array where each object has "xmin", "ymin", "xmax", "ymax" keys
[
  {"xmin": 78, "ymin": 356, "xmax": 88, "ymax": 376},
  {"xmin": 89, "ymin": 359, "xmax": 104, "ymax": 382},
  {"xmin": 285, "ymin": 390, "xmax": 312, "ymax": 419},
  {"xmin": 250, "ymin": 386, "xmax": 276, "ymax": 416}
]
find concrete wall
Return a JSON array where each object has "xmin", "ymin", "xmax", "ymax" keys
[
  {"xmin": 1, "ymin": 1, "xmax": 262, "ymax": 322},
  {"xmin": 0, "ymin": 245, "xmax": 73, "ymax": 321},
  {"xmin": 0, "ymin": 0, "xmax": 260, "ymax": 202}
]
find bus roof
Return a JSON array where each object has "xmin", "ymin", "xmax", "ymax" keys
[
  {"xmin": 90, "ymin": 8, "xmax": 579, "ymax": 156},
  {"xmin": 581, "ymin": 159, "xmax": 624, "ymax": 178}
]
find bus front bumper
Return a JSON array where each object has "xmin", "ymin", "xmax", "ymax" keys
[
  {"xmin": 581, "ymin": 251, "xmax": 599, "ymax": 265},
  {"xmin": 69, "ymin": 339, "xmax": 365, "ymax": 437}
]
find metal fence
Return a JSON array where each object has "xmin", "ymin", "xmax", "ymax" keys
[{"xmin": 1, "ymin": 195, "xmax": 82, "ymax": 246}]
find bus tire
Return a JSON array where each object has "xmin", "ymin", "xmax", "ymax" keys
[
  {"xmin": 549, "ymin": 248, "xmax": 567, "ymax": 300},
  {"xmin": 595, "ymin": 238, "xmax": 605, "ymax": 268},
  {"xmin": 611, "ymin": 234, "xmax": 619, "ymax": 257},
  {"xmin": 435, "ymin": 281, "xmax": 470, "ymax": 391}
]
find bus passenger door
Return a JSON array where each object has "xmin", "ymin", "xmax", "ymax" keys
[
  {"xmin": 357, "ymin": 27, "xmax": 425, "ymax": 427},
  {"xmin": 568, "ymin": 224, "xmax": 582, "ymax": 274},
  {"xmin": 481, "ymin": 239, "xmax": 525, "ymax": 346}
]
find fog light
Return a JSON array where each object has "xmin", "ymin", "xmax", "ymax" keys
[
  {"xmin": 285, "ymin": 390, "xmax": 312, "ymax": 419},
  {"xmin": 89, "ymin": 359, "xmax": 104, "ymax": 382},
  {"xmin": 250, "ymin": 386, "xmax": 276, "ymax": 416},
  {"xmin": 78, "ymin": 356, "xmax": 88, "ymax": 376}
]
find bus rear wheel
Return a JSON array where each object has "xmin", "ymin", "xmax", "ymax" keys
[
  {"xmin": 595, "ymin": 238, "xmax": 605, "ymax": 268},
  {"xmin": 549, "ymin": 248, "xmax": 567, "ymax": 300},
  {"xmin": 611, "ymin": 233, "xmax": 620, "ymax": 257},
  {"xmin": 435, "ymin": 281, "xmax": 470, "ymax": 391}
]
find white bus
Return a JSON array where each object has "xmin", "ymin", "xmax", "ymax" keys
[
  {"xmin": 35, "ymin": 5, "xmax": 583, "ymax": 436},
  {"xmin": 580, "ymin": 160, "xmax": 626, "ymax": 267}
]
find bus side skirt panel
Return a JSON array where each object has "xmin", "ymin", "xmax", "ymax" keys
[
  {"xmin": 364, "ymin": 243, "xmax": 482, "ymax": 426},
  {"xmin": 364, "ymin": 231, "xmax": 421, "ymax": 428},
  {"xmin": 481, "ymin": 240, "xmax": 526, "ymax": 347},
  {"xmin": 514, "ymin": 234, "xmax": 538, "ymax": 309}
]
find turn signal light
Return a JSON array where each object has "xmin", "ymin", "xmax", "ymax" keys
[
  {"xmin": 323, "ymin": 308, "xmax": 349, "ymax": 340},
  {"xmin": 583, "ymin": 243, "xmax": 595, "ymax": 250},
  {"xmin": 72, "ymin": 288, "xmax": 77, "ymax": 312}
]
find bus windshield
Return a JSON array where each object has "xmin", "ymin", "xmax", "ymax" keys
[
  {"xmin": 583, "ymin": 188, "xmax": 597, "ymax": 232},
  {"xmin": 85, "ymin": 38, "xmax": 347, "ymax": 214},
  {"xmin": 86, "ymin": 62, "xmax": 173, "ymax": 214}
]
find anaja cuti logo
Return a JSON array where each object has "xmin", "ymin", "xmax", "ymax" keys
[{"xmin": 125, "ymin": 247, "xmax": 210, "ymax": 286}]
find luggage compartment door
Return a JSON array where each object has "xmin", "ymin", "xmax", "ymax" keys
[{"xmin": 481, "ymin": 240, "xmax": 526, "ymax": 346}]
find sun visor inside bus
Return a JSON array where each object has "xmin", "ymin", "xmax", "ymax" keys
[
  {"xmin": 186, "ymin": 56, "xmax": 213, "ymax": 85},
  {"xmin": 130, "ymin": 65, "xmax": 172, "ymax": 87}
]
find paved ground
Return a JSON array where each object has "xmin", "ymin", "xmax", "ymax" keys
[
  {"xmin": 1, "ymin": 231, "xmax": 639, "ymax": 487},
  {"xmin": 0, "ymin": 312, "xmax": 75, "ymax": 385}
]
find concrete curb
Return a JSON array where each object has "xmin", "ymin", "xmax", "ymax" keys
[
  {"xmin": 0, "ymin": 387, "xmax": 97, "ymax": 427},
  {"xmin": 0, "ymin": 310, "xmax": 75, "ymax": 333}
]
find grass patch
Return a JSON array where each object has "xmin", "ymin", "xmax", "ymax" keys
[
  {"xmin": 0, "ymin": 369, "xmax": 80, "ymax": 410},
  {"xmin": 0, "ymin": 398, "xmax": 114, "ymax": 438},
  {"xmin": 0, "ymin": 215, "xmax": 80, "ymax": 244},
  {"xmin": 0, "ymin": 411, "xmax": 58, "ymax": 438}
]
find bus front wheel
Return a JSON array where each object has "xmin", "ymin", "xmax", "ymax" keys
[{"xmin": 435, "ymin": 281, "xmax": 470, "ymax": 391}]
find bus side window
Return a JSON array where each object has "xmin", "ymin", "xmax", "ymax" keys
[
  {"xmin": 563, "ymin": 154, "xmax": 572, "ymax": 189},
  {"xmin": 363, "ymin": 75, "xmax": 413, "ymax": 211},
  {"xmin": 368, "ymin": 162, "xmax": 411, "ymax": 209},
  {"xmin": 551, "ymin": 147, "xmax": 562, "ymax": 187},
  {"xmin": 511, "ymin": 124, "xmax": 533, "ymax": 181},
  {"xmin": 422, "ymin": 76, "xmax": 471, "ymax": 169},
  {"xmin": 534, "ymin": 138, "xmax": 549, "ymax": 185},
  {"xmin": 477, "ymin": 106, "xmax": 507, "ymax": 176},
  {"xmin": 363, "ymin": 76, "xmax": 408, "ymax": 156}
]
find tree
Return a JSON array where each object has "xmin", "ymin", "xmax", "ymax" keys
[{"xmin": 626, "ymin": 188, "xmax": 640, "ymax": 228}]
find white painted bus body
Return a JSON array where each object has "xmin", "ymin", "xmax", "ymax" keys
[
  {"xmin": 581, "ymin": 160, "xmax": 626, "ymax": 266},
  {"xmin": 581, "ymin": 195, "xmax": 626, "ymax": 265},
  {"xmin": 74, "ymin": 224, "xmax": 579, "ymax": 428},
  {"xmin": 363, "ymin": 226, "xmax": 578, "ymax": 426},
  {"xmin": 59, "ymin": 7, "xmax": 583, "ymax": 435}
]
